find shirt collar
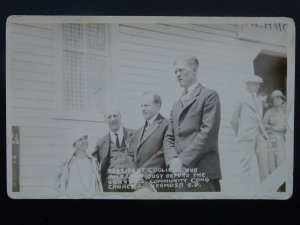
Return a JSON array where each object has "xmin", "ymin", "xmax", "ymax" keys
[
  {"xmin": 184, "ymin": 82, "xmax": 199, "ymax": 98},
  {"xmin": 147, "ymin": 113, "xmax": 159, "ymax": 126},
  {"xmin": 109, "ymin": 126, "xmax": 124, "ymax": 141}
]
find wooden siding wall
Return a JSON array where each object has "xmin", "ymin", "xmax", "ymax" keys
[
  {"xmin": 9, "ymin": 23, "xmax": 106, "ymax": 195},
  {"xmin": 117, "ymin": 24, "xmax": 286, "ymax": 192},
  {"xmin": 8, "ymin": 23, "xmax": 286, "ymax": 195}
]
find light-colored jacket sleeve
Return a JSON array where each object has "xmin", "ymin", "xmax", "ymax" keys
[{"xmin": 54, "ymin": 158, "xmax": 69, "ymax": 192}]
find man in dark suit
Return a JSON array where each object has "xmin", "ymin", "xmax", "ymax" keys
[
  {"xmin": 164, "ymin": 55, "xmax": 222, "ymax": 192},
  {"xmin": 92, "ymin": 105, "xmax": 135, "ymax": 192},
  {"xmin": 128, "ymin": 92, "xmax": 170, "ymax": 192}
]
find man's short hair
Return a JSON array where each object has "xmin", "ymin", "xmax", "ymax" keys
[
  {"xmin": 143, "ymin": 91, "xmax": 162, "ymax": 108},
  {"xmin": 174, "ymin": 55, "xmax": 199, "ymax": 71}
]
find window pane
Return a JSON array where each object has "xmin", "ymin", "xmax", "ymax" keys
[
  {"xmin": 86, "ymin": 54, "xmax": 106, "ymax": 113},
  {"xmin": 63, "ymin": 24, "xmax": 84, "ymax": 48},
  {"xmin": 59, "ymin": 23, "xmax": 108, "ymax": 119},
  {"xmin": 63, "ymin": 50, "xmax": 85, "ymax": 112},
  {"xmin": 86, "ymin": 24, "xmax": 106, "ymax": 51}
]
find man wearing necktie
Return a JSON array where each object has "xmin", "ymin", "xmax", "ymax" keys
[
  {"xmin": 181, "ymin": 89, "xmax": 189, "ymax": 106},
  {"xmin": 164, "ymin": 55, "xmax": 222, "ymax": 192},
  {"xmin": 231, "ymin": 75, "xmax": 268, "ymax": 191},
  {"xmin": 128, "ymin": 92, "xmax": 170, "ymax": 192},
  {"xmin": 92, "ymin": 105, "xmax": 135, "ymax": 192}
]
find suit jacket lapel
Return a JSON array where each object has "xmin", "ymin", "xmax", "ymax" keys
[
  {"xmin": 139, "ymin": 121, "xmax": 159, "ymax": 146},
  {"xmin": 173, "ymin": 99, "xmax": 182, "ymax": 120},
  {"xmin": 137, "ymin": 127, "xmax": 144, "ymax": 150},
  {"xmin": 138, "ymin": 114, "xmax": 163, "ymax": 150},
  {"xmin": 178, "ymin": 84, "xmax": 202, "ymax": 118},
  {"xmin": 244, "ymin": 93, "xmax": 258, "ymax": 113}
]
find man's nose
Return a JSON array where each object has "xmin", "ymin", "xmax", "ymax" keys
[{"xmin": 176, "ymin": 72, "xmax": 183, "ymax": 78}]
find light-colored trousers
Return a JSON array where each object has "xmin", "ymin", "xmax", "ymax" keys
[
  {"xmin": 238, "ymin": 139, "xmax": 259, "ymax": 191},
  {"xmin": 255, "ymin": 132, "xmax": 285, "ymax": 182},
  {"xmin": 239, "ymin": 136, "xmax": 286, "ymax": 191}
]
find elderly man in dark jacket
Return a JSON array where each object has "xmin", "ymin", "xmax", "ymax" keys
[{"xmin": 92, "ymin": 105, "xmax": 135, "ymax": 192}]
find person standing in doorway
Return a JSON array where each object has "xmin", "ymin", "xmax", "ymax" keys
[
  {"xmin": 231, "ymin": 75, "xmax": 269, "ymax": 190},
  {"xmin": 257, "ymin": 90, "xmax": 287, "ymax": 181}
]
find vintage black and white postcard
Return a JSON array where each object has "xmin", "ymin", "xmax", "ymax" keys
[{"xmin": 6, "ymin": 16, "xmax": 295, "ymax": 199}]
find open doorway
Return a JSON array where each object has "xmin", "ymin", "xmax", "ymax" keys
[
  {"xmin": 254, "ymin": 53, "xmax": 287, "ymax": 97},
  {"xmin": 253, "ymin": 52, "xmax": 287, "ymax": 192}
]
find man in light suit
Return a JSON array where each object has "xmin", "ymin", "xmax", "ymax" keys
[
  {"xmin": 128, "ymin": 92, "xmax": 171, "ymax": 192},
  {"xmin": 92, "ymin": 105, "xmax": 135, "ymax": 192},
  {"xmin": 231, "ymin": 75, "xmax": 268, "ymax": 190},
  {"xmin": 164, "ymin": 55, "xmax": 222, "ymax": 192}
]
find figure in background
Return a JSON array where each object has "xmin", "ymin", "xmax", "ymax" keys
[
  {"xmin": 256, "ymin": 90, "xmax": 287, "ymax": 181},
  {"xmin": 231, "ymin": 75, "xmax": 269, "ymax": 191},
  {"xmin": 55, "ymin": 128, "xmax": 102, "ymax": 198}
]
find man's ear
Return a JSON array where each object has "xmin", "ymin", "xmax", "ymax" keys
[{"xmin": 193, "ymin": 66, "xmax": 199, "ymax": 73}]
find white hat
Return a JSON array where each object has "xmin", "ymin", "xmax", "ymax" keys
[
  {"xmin": 69, "ymin": 126, "xmax": 88, "ymax": 147},
  {"xmin": 244, "ymin": 74, "xmax": 263, "ymax": 83},
  {"xmin": 271, "ymin": 90, "xmax": 286, "ymax": 100}
]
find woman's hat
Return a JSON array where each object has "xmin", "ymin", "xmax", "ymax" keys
[
  {"xmin": 271, "ymin": 90, "xmax": 286, "ymax": 101},
  {"xmin": 69, "ymin": 126, "xmax": 88, "ymax": 147}
]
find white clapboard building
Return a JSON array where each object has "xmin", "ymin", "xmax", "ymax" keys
[{"xmin": 7, "ymin": 20, "xmax": 290, "ymax": 197}]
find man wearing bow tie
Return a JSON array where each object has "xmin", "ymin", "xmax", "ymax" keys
[
  {"xmin": 92, "ymin": 105, "xmax": 135, "ymax": 192},
  {"xmin": 128, "ymin": 92, "xmax": 170, "ymax": 192},
  {"xmin": 164, "ymin": 55, "xmax": 222, "ymax": 192}
]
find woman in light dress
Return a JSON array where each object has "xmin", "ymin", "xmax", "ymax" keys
[
  {"xmin": 257, "ymin": 90, "xmax": 287, "ymax": 182},
  {"xmin": 55, "ymin": 128, "xmax": 102, "ymax": 198}
]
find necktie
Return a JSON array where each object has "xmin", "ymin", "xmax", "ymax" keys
[
  {"xmin": 115, "ymin": 133, "xmax": 120, "ymax": 148},
  {"xmin": 145, "ymin": 120, "xmax": 149, "ymax": 131},
  {"xmin": 181, "ymin": 89, "xmax": 189, "ymax": 105},
  {"xmin": 141, "ymin": 120, "xmax": 149, "ymax": 141}
]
